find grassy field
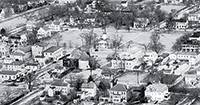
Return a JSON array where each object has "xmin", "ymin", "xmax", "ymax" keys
[{"xmin": 160, "ymin": 4, "xmax": 185, "ymax": 13}]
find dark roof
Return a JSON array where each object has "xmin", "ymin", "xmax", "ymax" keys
[
  {"xmin": 190, "ymin": 31, "xmax": 200, "ymax": 38},
  {"xmin": 0, "ymin": 70, "xmax": 18, "ymax": 75},
  {"xmin": 20, "ymin": 46, "xmax": 31, "ymax": 53},
  {"xmin": 8, "ymin": 61, "xmax": 24, "ymax": 65},
  {"xmin": 44, "ymin": 46, "xmax": 62, "ymax": 53},
  {"xmin": 109, "ymin": 84, "xmax": 127, "ymax": 91},
  {"xmin": 106, "ymin": 52, "xmax": 121, "ymax": 60},
  {"xmin": 171, "ymin": 18, "xmax": 187, "ymax": 22},
  {"xmin": 101, "ymin": 69, "xmax": 114, "ymax": 75},
  {"xmin": 35, "ymin": 55, "xmax": 45, "ymax": 58},
  {"xmin": 9, "ymin": 35, "xmax": 21, "ymax": 39},
  {"xmin": 81, "ymin": 81, "xmax": 96, "ymax": 89}
]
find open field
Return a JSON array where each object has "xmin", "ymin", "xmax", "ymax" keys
[
  {"xmin": 160, "ymin": 4, "xmax": 185, "ymax": 13},
  {"xmin": 60, "ymin": 27, "xmax": 187, "ymax": 53}
]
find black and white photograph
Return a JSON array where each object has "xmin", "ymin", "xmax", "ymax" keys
[{"xmin": 0, "ymin": 0, "xmax": 200, "ymax": 105}]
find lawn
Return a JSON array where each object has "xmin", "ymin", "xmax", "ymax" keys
[
  {"xmin": 117, "ymin": 72, "xmax": 149, "ymax": 86},
  {"xmin": 159, "ymin": 4, "xmax": 185, "ymax": 13}
]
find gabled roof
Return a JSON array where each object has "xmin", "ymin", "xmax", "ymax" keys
[
  {"xmin": 146, "ymin": 83, "xmax": 168, "ymax": 93},
  {"xmin": 34, "ymin": 41, "xmax": 49, "ymax": 47},
  {"xmin": 12, "ymin": 52, "xmax": 24, "ymax": 56},
  {"xmin": 81, "ymin": 81, "xmax": 96, "ymax": 89},
  {"xmin": 52, "ymin": 79, "xmax": 69, "ymax": 87},
  {"xmin": 190, "ymin": 31, "xmax": 200, "ymax": 38},
  {"xmin": 44, "ymin": 46, "xmax": 62, "ymax": 53},
  {"xmin": 40, "ymin": 25, "xmax": 50, "ymax": 31},
  {"xmin": 52, "ymin": 21, "xmax": 60, "ymax": 25},
  {"xmin": 0, "ymin": 70, "xmax": 18, "ymax": 75},
  {"xmin": 9, "ymin": 61, "xmax": 24, "ymax": 65},
  {"xmin": 109, "ymin": 84, "xmax": 127, "ymax": 91},
  {"xmin": 20, "ymin": 46, "xmax": 31, "ymax": 53}
]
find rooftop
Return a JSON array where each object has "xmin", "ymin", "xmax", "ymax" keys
[
  {"xmin": 190, "ymin": 31, "xmax": 200, "ymax": 38},
  {"xmin": 81, "ymin": 81, "xmax": 96, "ymax": 89},
  {"xmin": 44, "ymin": 46, "xmax": 62, "ymax": 53},
  {"xmin": 52, "ymin": 79, "xmax": 69, "ymax": 86},
  {"xmin": 109, "ymin": 84, "xmax": 127, "ymax": 92},
  {"xmin": 0, "ymin": 70, "xmax": 18, "ymax": 75},
  {"xmin": 146, "ymin": 83, "xmax": 168, "ymax": 92},
  {"xmin": 20, "ymin": 46, "xmax": 31, "ymax": 53}
]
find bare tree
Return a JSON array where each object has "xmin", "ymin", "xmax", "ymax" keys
[
  {"xmin": 111, "ymin": 34, "xmax": 123, "ymax": 52},
  {"xmin": 79, "ymin": 29, "xmax": 98, "ymax": 47},
  {"xmin": 148, "ymin": 31, "xmax": 165, "ymax": 54},
  {"xmin": 24, "ymin": 72, "xmax": 36, "ymax": 92}
]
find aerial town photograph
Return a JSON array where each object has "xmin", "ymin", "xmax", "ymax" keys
[{"xmin": 1, "ymin": 0, "xmax": 200, "ymax": 105}]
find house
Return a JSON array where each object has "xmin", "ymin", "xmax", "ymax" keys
[
  {"xmin": 70, "ymin": 47, "xmax": 91, "ymax": 70},
  {"xmin": 50, "ymin": 79, "xmax": 71, "ymax": 95},
  {"xmin": 0, "ymin": 43, "xmax": 9, "ymax": 58},
  {"xmin": 47, "ymin": 21, "xmax": 63, "ymax": 32},
  {"xmin": 35, "ymin": 55, "xmax": 46, "ymax": 66},
  {"xmin": 101, "ymin": 69, "xmax": 114, "ymax": 80},
  {"xmin": 81, "ymin": 81, "xmax": 97, "ymax": 99},
  {"xmin": 9, "ymin": 35, "xmax": 21, "ymax": 45},
  {"xmin": 172, "ymin": 19, "xmax": 188, "ymax": 29},
  {"xmin": 32, "ymin": 42, "xmax": 51, "ymax": 57},
  {"xmin": 188, "ymin": 11, "xmax": 200, "ymax": 27},
  {"xmin": 189, "ymin": 31, "xmax": 200, "ymax": 41},
  {"xmin": 0, "ymin": 8, "xmax": 14, "ymax": 19},
  {"xmin": 96, "ymin": 40, "xmax": 110, "ymax": 50},
  {"xmin": 184, "ymin": 72, "xmax": 199, "ymax": 85},
  {"xmin": 133, "ymin": 18, "xmax": 149, "ymax": 29},
  {"xmin": 39, "ymin": 72, "xmax": 53, "ymax": 83},
  {"xmin": 20, "ymin": 32, "xmax": 37, "ymax": 45},
  {"xmin": 169, "ymin": 52, "xmax": 200, "ymax": 65},
  {"xmin": 37, "ymin": 26, "xmax": 51, "ymax": 39},
  {"xmin": 55, "ymin": 0, "xmax": 76, "ymax": 4},
  {"xmin": 25, "ymin": 62, "xmax": 39, "ymax": 72},
  {"xmin": 10, "ymin": 46, "xmax": 32, "ymax": 61},
  {"xmin": 0, "ymin": 70, "xmax": 20, "ymax": 81},
  {"xmin": 164, "ymin": 0, "xmax": 183, "ymax": 4},
  {"xmin": 145, "ymin": 83, "xmax": 170, "ymax": 102},
  {"xmin": 181, "ymin": 42, "xmax": 199, "ymax": 53},
  {"xmin": 109, "ymin": 84, "xmax": 128, "ymax": 103},
  {"xmin": 121, "ymin": 1, "xmax": 128, "ymax": 8},
  {"xmin": 26, "ymin": 20, "xmax": 38, "ymax": 31},
  {"xmin": 143, "ymin": 51, "xmax": 158, "ymax": 63},
  {"xmin": 3, "ymin": 61, "xmax": 25, "ymax": 72},
  {"xmin": 44, "ymin": 46, "xmax": 63, "ymax": 61}
]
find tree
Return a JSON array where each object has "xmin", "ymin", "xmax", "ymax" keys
[
  {"xmin": 0, "ymin": 28, "xmax": 6, "ymax": 36},
  {"xmin": 111, "ymin": 34, "xmax": 123, "ymax": 52},
  {"xmin": 24, "ymin": 72, "xmax": 36, "ymax": 92},
  {"xmin": 172, "ymin": 32, "xmax": 191, "ymax": 52},
  {"xmin": 74, "ymin": 78, "xmax": 84, "ymax": 91},
  {"xmin": 54, "ymin": 33, "xmax": 62, "ymax": 46},
  {"xmin": 98, "ymin": 81, "xmax": 107, "ymax": 91},
  {"xmin": 148, "ymin": 31, "xmax": 165, "ymax": 54},
  {"xmin": 79, "ymin": 29, "xmax": 98, "ymax": 47}
]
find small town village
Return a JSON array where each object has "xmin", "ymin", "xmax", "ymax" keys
[{"xmin": 1, "ymin": 0, "xmax": 200, "ymax": 105}]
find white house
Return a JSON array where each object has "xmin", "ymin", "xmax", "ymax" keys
[
  {"xmin": 173, "ymin": 19, "xmax": 188, "ymax": 30},
  {"xmin": 47, "ymin": 21, "xmax": 63, "ymax": 32},
  {"xmin": 96, "ymin": 40, "xmax": 109, "ymax": 50},
  {"xmin": 133, "ymin": 18, "xmax": 149, "ymax": 29},
  {"xmin": 3, "ymin": 61, "xmax": 25, "ymax": 72},
  {"xmin": 189, "ymin": 31, "xmax": 200, "ymax": 41},
  {"xmin": 164, "ymin": 0, "xmax": 183, "ymax": 4},
  {"xmin": 143, "ymin": 51, "xmax": 158, "ymax": 63},
  {"xmin": 50, "ymin": 79, "xmax": 71, "ymax": 95},
  {"xmin": 121, "ymin": 1, "xmax": 128, "ymax": 8},
  {"xmin": 81, "ymin": 81, "xmax": 97, "ymax": 99},
  {"xmin": 26, "ymin": 20, "xmax": 38, "ymax": 31},
  {"xmin": 44, "ymin": 46, "xmax": 63, "ymax": 61},
  {"xmin": 25, "ymin": 62, "xmax": 39, "ymax": 72},
  {"xmin": 101, "ymin": 69, "xmax": 114, "ymax": 80},
  {"xmin": 184, "ymin": 73, "xmax": 198, "ymax": 85},
  {"xmin": 109, "ymin": 84, "xmax": 128, "ymax": 103},
  {"xmin": 169, "ymin": 52, "xmax": 200, "ymax": 65},
  {"xmin": 37, "ymin": 26, "xmax": 51, "ymax": 39},
  {"xmin": 145, "ymin": 83, "xmax": 170, "ymax": 102},
  {"xmin": 0, "ymin": 70, "xmax": 20, "ymax": 81},
  {"xmin": 0, "ymin": 43, "xmax": 9, "ymax": 58},
  {"xmin": 10, "ymin": 46, "xmax": 32, "ymax": 61},
  {"xmin": 55, "ymin": 0, "xmax": 76, "ymax": 4},
  {"xmin": 35, "ymin": 55, "xmax": 46, "ymax": 66},
  {"xmin": 31, "ymin": 42, "xmax": 51, "ymax": 57}
]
